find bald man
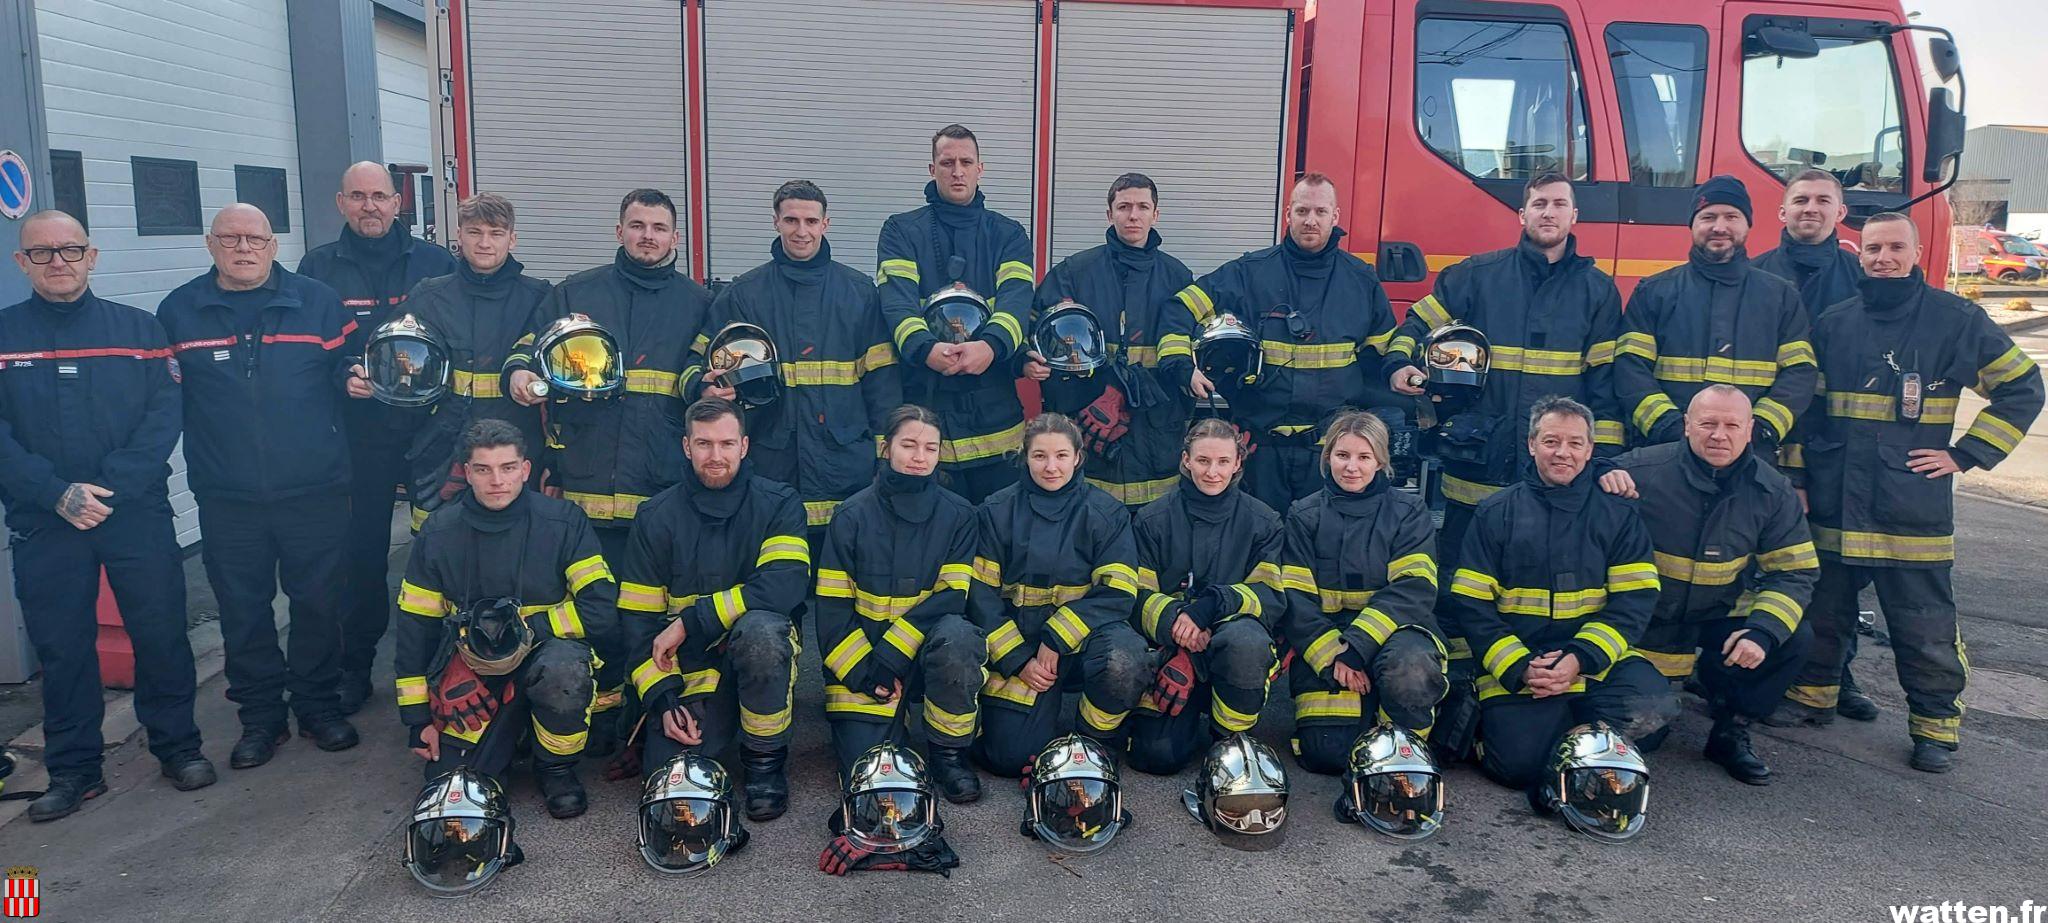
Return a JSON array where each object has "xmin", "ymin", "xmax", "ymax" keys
[
  {"xmin": 1, "ymin": 211, "xmax": 212, "ymax": 820},
  {"xmin": 158, "ymin": 204, "xmax": 366, "ymax": 770},
  {"xmin": 299, "ymin": 162, "xmax": 458, "ymax": 713}
]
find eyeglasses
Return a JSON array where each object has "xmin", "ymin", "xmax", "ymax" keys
[
  {"xmin": 345, "ymin": 192, "xmax": 397, "ymax": 205},
  {"xmin": 211, "ymin": 234, "xmax": 275, "ymax": 249},
  {"xmin": 21, "ymin": 246, "xmax": 88, "ymax": 264}
]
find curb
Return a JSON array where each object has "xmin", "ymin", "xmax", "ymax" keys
[{"xmin": 1994, "ymin": 311, "xmax": 2048, "ymax": 336}]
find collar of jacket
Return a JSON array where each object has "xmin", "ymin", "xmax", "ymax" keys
[
  {"xmin": 1523, "ymin": 457, "xmax": 1595, "ymax": 512},
  {"xmin": 681, "ymin": 460, "xmax": 750, "ymax": 519},
  {"xmin": 924, "ymin": 181, "xmax": 987, "ymax": 229},
  {"xmin": 1281, "ymin": 226, "xmax": 1348, "ymax": 275},
  {"xmin": 1679, "ymin": 442, "xmax": 1753, "ymax": 494},
  {"xmin": 27, "ymin": 287, "xmax": 94, "ymax": 320},
  {"xmin": 1177, "ymin": 474, "xmax": 1236, "ymax": 524},
  {"xmin": 1105, "ymin": 226, "xmax": 1161, "ymax": 272},
  {"xmin": 1856, "ymin": 268, "xmax": 1926, "ymax": 319},
  {"xmin": 1023, "ymin": 466, "xmax": 1086, "ymax": 520},
  {"xmin": 1322, "ymin": 467, "xmax": 1389, "ymax": 516},
  {"xmin": 201, "ymin": 264, "xmax": 288, "ymax": 308},
  {"xmin": 877, "ymin": 464, "xmax": 940, "ymax": 523},
  {"xmin": 1687, "ymin": 244, "xmax": 1750, "ymax": 286},
  {"xmin": 770, "ymin": 237, "xmax": 831, "ymax": 284},
  {"xmin": 1779, "ymin": 229, "xmax": 1843, "ymax": 270},
  {"xmin": 459, "ymin": 486, "xmax": 529, "ymax": 533},
  {"xmin": 1517, "ymin": 232, "xmax": 1585, "ymax": 280},
  {"xmin": 614, "ymin": 246, "xmax": 679, "ymax": 291},
  {"xmin": 458, "ymin": 254, "xmax": 525, "ymax": 292},
  {"xmin": 339, "ymin": 222, "xmax": 412, "ymax": 267}
]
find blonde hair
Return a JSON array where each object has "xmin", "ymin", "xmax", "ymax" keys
[{"xmin": 1320, "ymin": 410, "xmax": 1390, "ymax": 474}]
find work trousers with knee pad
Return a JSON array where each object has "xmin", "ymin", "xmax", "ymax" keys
[
  {"xmin": 1790, "ymin": 561, "xmax": 1967, "ymax": 748},
  {"xmin": 1477, "ymin": 656, "xmax": 1674, "ymax": 790},
  {"xmin": 972, "ymin": 621, "xmax": 1148, "ymax": 776},
  {"xmin": 425, "ymin": 638, "xmax": 595, "ymax": 779},
  {"xmin": 641, "ymin": 608, "xmax": 799, "ymax": 774},
  {"xmin": 826, "ymin": 614, "xmax": 986, "ymax": 779},
  {"xmin": 1291, "ymin": 627, "xmax": 1448, "ymax": 775},
  {"xmin": 1126, "ymin": 619, "xmax": 1276, "ymax": 775},
  {"xmin": 1636, "ymin": 617, "xmax": 1813, "ymax": 728}
]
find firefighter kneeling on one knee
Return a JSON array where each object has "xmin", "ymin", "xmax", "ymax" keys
[{"xmin": 394, "ymin": 419, "xmax": 618, "ymax": 820}]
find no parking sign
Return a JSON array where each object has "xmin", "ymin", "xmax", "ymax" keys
[{"xmin": 0, "ymin": 150, "xmax": 31, "ymax": 220}]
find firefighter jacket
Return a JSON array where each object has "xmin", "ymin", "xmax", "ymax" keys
[
  {"xmin": 1035, "ymin": 228, "xmax": 1199, "ymax": 506},
  {"xmin": 158, "ymin": 265, "xmax": 357, "ymax": 503},
  {"xmin": 614, "ymin": 462, "xmax": 810, "ymax": 707},
  {"xmin": 298, "ymin": 223, "xmax": 458, "ymax": 446},
  {"xmin": 1753, "ymin": 230, "xmax": 1864, "ymax": 320},
  {"xmin": 1382, "ymin": 235, "xmax": 1625, "ymax": 501},
  {"xmin": 1446, "ymin": 463, "xmax": 1661, "ymax": 701},
  {"xmin": 1611, "ymin": 442, "xmax": 1818, "ymax": 652},
  {"xmin": 969, "ymin": 474, "xmax": 1140, "ymax": 681},
  {"xmin": 1175, "ymin": 227, "xmax": 1400, "ymax": 436},
  {"xmin": 876, "ymin": 183, "xmax": 1034, "ymax": 468},
  {"xmin": 815, "ymin": 468, "xmax": 979, "ymax": 699},
  {"xmin": 1280, "ymin": 472, "xmax": 1439, "ymax": 681},
  {"xmin": 698, "ymin": 239, "xmax": 900, "ymax": 527},
  {"xmin": 392, "ymin": 488, "xmax": 617, "ymax": 729},
  {"xmin": 1796, "ymin": 271, "xmax": 2044, "ymax": 568},
  {"xmin": 1132, "ymin": 476, "xmax": 1284, "ymax": 646},
  {"xmin": 0, "ymin": 290, "xmax": 181, "ymax": 532},
  {"xmin": 502, "ymin": 248, "xmax": 715, "ymax": 524},
  {"xmin": 1615, "ymin": 249, "xmax": 1816, "ymax": 447}
]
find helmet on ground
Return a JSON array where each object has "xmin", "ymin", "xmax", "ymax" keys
[
  {"xmin": 1423, "ymin": 323, "xmax": 1490, "ymax": 390},
  {"xmin": 706, "ymin": 322, "xmax": 781, "ymax": 409},
  {"xmin": 364, "ymin": 313, "xmax": 449, "ymax": 407},
  {"xmin": 1034, "ymin": 299, "xmax": 1108, "ymax": 377},
  {"xmin": 839, "ymin": 743, "xmax": 940, "ymax": 854},
  {"xmin": 1024, "ymin": 734, "xmax": 1128, "ymax": 854},
  {"xmin": 403, "ymin": 768, "xmax": 515, "ymax": 896},
  {"xmin": 1342, "ymin": 724, "xmax": 1446, "ymax": 840},
  {"xmin": 1180, "ymin": 733, "xmax": 1289, "ymax": 850},
  {"xmin": 455, "ymin": 597, "xmax": 533, "ymax": 677},
  {"xmin": 923, "ymin": 283, "xmax": 992, "ymax": 345},
  {"xmin": 1196, "ymin": 312, "xmax": 1262, "ymax": 391},
  {"xmin": 638, "ymin": 753, "xmax": 747, "ymax": 874},
  {"xmin": 1542, "ymin": 721, "xmax": 1649, "ymax": 843},
  {"xmin": 531, "ymin": 313, "xmax": 624, "ymax": 401}
]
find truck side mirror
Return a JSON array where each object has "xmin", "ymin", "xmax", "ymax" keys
[
  {"xmin": 1927, "ymin": 36, "xmax": 1961, "ymax": 84},
  {"xmin": 1923, "ymin": 87, "xmax": 1965, "ymax": 183}
]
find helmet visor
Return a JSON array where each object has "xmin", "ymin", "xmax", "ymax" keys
[
  {"xmin": 926, "ymin": 302, "xmax": 987, "ymax": 345},
  {"xmin": 1197, "ymin": 340, "xmax": 1260, "ymax": 389},
  {"xmin": 1210, "ymin": 791, "xmax": 1288, "ymax": 836},
  {"xmin": 367, "ymin": 337, "xmax": 447, "ymax": 406},
  {"xmin": 1036, "ymin": 314, "xmax": 1105, "ymax": 373},
  {"xmin": 406, "ymin": 817, "xmax": 507, "ymax": 895},
  {"xmin": 1355, "ymin": 770, "xmax": 1445, "ymax": 839},
  {"xmin": 1559, "ymin": 767, "xmax": 1648, "ymax": 842},
  {"xmin": 845, "ymin": 789, "xmax": 933, "ymax": 853},
  {"xmin": 1033, "ymin": 778, "xmax": 1121, "ymax": 853},
  {"xmin": 544, "ymin": 334, "xmax": 620, "ymax": 393},
  {"xmin": 639, "ymin": 797, "xmax": 729, "ymax": 874}
]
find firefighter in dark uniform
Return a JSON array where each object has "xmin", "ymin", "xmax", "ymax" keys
[
  {"xmin": 875, "ymin": 124, "xmax": 1035, "ymax": 504},
  {"xmin": 620, "ymin": 399, "xmax": 810, "ymax": 820},
  {"xmin": 969, "ymin": 414, "xmax": 1148, "ymax": 775},
  {"xmin": 1594, "ymin": 386, "xmax": 1819, "ymax": 785},
  {"xmin": 1280, "ymin": 411, "xmax": 1448, "ymax": 774},
  {"xmin": 158, "ymin": 203, "xmax": 364, "ymax": 770},
  {"xmin": 696, "ymin": 180, "xmax": 899, "ymax": 531},
  {"xmin": 504, "ymin": 188, "xmax": 716, "ymax": 754},
  {"xmin": 815, "ymin": 406, "xmax": 987, "ymax": 802},
  {"xmin": 1173, "ymin": 172, "xmax": 1402, "ymax": 514},
  {"xmin": 1125, "ymin": 418, "xmax": 1283, "ymax": 774},
  {"xmin": 1751, "ymin": 168, "xmax": 1879, "ymax": 723},
  {"xmin": 393, "ymin": 420, "xmax": 616, "ymax": 819},
  {"xmin": 1615, "ymin": 175, "xmax": 1815, "ymax": 462},
  {"xmin": 1447, "ymin": 397, "xmax": 1672, "ymax": 789},
  {"xmin": 0, "ymin": 211, "xmax": 212, "ymax": 821},
  {"xmin": 1779, "ymin": 214, "xmax": 2044, "ymax": 773},
  {"xmin": 1031, "ymin": 173, "xmax": 1198, "ymax": 510},
  {"xmin": 300, "ymin": 162, "xmax": 460, "ymax": 713},
  {"xmin": 400, "ymin": 192, "xmax": 551, "ymax": 527}
]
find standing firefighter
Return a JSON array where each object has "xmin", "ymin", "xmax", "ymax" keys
[
  {"xmin": 875, "ymin": 124, "xmax": 1035, "ymax": 503},
  {"xmin": 393, "ymin": 420, "xmax": 616, "ymax": 819},
  {"xmin": 1778, "ymin": 213, "xmax": 2043, "ymax": 773}
]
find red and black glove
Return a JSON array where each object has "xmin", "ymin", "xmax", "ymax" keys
[
  {"xmin": 1153, "ymin": 647, "xmax": 1198, "ymax": 717},
  {"xmin": 430, "ymin": 657, "xmax": 499, "ymax": 734},
  {"xmin": 820, "ymin": 836, "xmax": 890, "ymax": 875},
  {"xmin": 1076, "ymin": 387, "xmax": 1131, "ymax": 459}
]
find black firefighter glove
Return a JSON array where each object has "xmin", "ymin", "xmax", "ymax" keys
[
  {"xmin": 1152, "ymin": 646, "xmax": 1198, "ymax": 717},
  {"xmin": 820, "ymin": 835, "xmax": 960, "ymax": 876},
  {"xmin": 1182, "ymin": 584, "xmax": 1234, "ymax": 631},
  {"xmin": 1077, "ymin": 386, "xmax": 1131, "ymax": 460},
  {"xmin": 1750, "ymin": 424, "xmax": 1782, "ymax": 467},
  {"xmin": 430, "ymin": 657, "xmax": 501, "ymax": 734}
]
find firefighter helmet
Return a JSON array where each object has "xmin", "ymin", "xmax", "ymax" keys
[
  {"xmin": 403, "ymin": 768, "xmax": 517, "ymax": 896},
  {"xmin": 1180, "ymin": 733, "xmax": 1289, "ymax": 850},
  {"xmin": 706, "ymin": 322, "xmax": 781, "ymax": 410},
  {"xmin": 1033, "ymin": 299, "xmax": 1109, "ymax": 377},
  {"xmin": 637, "ymin": 753, "xmax": 748, "ymax": 875},
  {"xmin": 1542, "ymin": 722, "xmax": 1649, "ymax": 843},
  {"xmin": 1342, "ymin": 724, "xmax": 1446, "ymax": 840},
  {"xmin": 1195, "ymin": 312, "xmax": 1262, "ymax": 391},
  {"xmin": 454, "ymin": 597, "xmax": 533, "ymax": 677},
  {"xmin": 1024, "ymin": 735, "xmax": 1129, "ymax": 854},
  {"xmin": 839, "ymin": 743, "xmax": 940, "ymax": 854},
  {"xmin": 364, "ymin": 313, "xmax": 450, "ymax": 407},
  {"xmin": 531, "ymin": 313, "xmax": 624, "ymax": 402},
  {"xmin": 923, "ymin": 283, "xmax": 992, "ymax": 345},
  {"xmin": 1423, "ymin": 323, "xmax": 1490, "ymax": 390}
]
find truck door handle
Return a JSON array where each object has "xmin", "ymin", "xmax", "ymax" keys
[{"xmin": 1378, "ymin": 241, "xmax": 1427, "ymax": 283}]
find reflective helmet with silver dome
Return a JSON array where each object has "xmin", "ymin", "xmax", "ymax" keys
[
  {"xmin": 1195, "ymin": 312, "xmax": 1262, "ymax": 391},
  {"xmin": 1542, "ymin": 722, "xmax": 1649, "ymax": 843},
  {"xmin": 1024, "ymin": 735, "xmax": 1128, "ymax": 854},
  {"xmin": 1180, "ymin": 733, "xmax": 1289, "ymax": 850},
  {"xmin": 530, "ymin": 313, "xmax": 624, "ymax": 401},
  {"xmin": 839, "ymin": 743, "xmax": 939, "ymax": 854},
  {"xmin": 1034, "ymin": 299, "xmax": 1109, "ymax": 377},
  {"xmin": 706, "ymin": 321, "xmax": 781, "ymax": 410},
  {"xmin": 403, "ymin": 767, "xmax": 515, "ymax": 896},
  {"xmin": 638, "ymin": 753, "xmax": 747, "ymax": 875},
  {"xmin": 364, "ymin": 313, "xmax": 450, "ymax": 407},
  {"xmin": 922, "ymin": 283, "xmax": 992, "ymax": 346},
  {"xmin": 1342, "ymin": 724, "xmax": 1446, "ymax": 840},
  {"xmin": 1423, "ymin": 323, "xmax": 1490, "ymax": 390}
]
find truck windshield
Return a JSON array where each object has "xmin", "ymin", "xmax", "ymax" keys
[
  {"xmin": 1416, "ymin": 17, "xmax": 1592, "ymax": 181},
  {"xmin": 1742, "ymin": 34, "xmax": 1906, "ymax": 193}
]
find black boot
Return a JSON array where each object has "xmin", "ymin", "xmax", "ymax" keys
[
  {"xmin": 1762, "ymin": 699, "xmax": 1834, "ymax": 728},
  {"xmin": 337, "ymin": 670, "xmax": 373, "ymax": 716},
  {"xmin": 160, "ymin": 755, "xmax": 218, "ymax": 792},
  {"xmin": 926, "ymin": 745, "xmax": 982, "ymax": 804},
  {"xmin": 742, "ymin": 748, "xmax": 789, "ymax": 821},
  {"xmin": 1633, "ymin": 724, "xmax": 1671, "ymax": 754},
  {"xmin": 229, "ymin": 725, "xmax": 290, "ymax": 769},
  {"xmin": 27, "ymin": 773, "xmax": 107, "ymax": 823},
  {"xmin": 1910, "ymin": 739, "xmax": 1954, "ymax": 774},
  {"xmin": 536, "ymin": 761, "xmax": 588, "ymax": 818},
  {"xmin": 1704, "ymin": 716, "xmax": 1771, "ymax": 785},
  {"xmin": 298, "ymin": 715, "xmax": 361, "ymax": 752},
  {"xmin": 1835, "ymin": 667, "xmax": 1880, "ymax": 722}
]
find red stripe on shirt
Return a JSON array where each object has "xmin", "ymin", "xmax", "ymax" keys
[{"xmin": 0, "ymin": 347, "xmax": 167, "ymax": 361}]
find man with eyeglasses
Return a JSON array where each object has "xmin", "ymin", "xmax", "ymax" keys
[
  {"xmin": 158, "ymin": 204, "xmax": 367, "ymax": 771},
  {"xmin": 0, "ymin": 211, "xmax": 213, "ymax": 821},
  {"xmin": 299, "ymin": 161, "xmax": 459, "ymax": 715}
]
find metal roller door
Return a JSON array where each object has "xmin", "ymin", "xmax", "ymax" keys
[
  {"xmin": 701, "ymin": 0, "xmax": 1037, "ymax": 280},
  {"xmin": 1050, "ymin": 2, "xmax": 1291, "ymax": 275},
  {"xmin": 463, "ymin": 0, "xmax": 691, "ymax": 281}
]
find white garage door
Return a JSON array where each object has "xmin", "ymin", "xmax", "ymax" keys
[
  {"xmin": 700, "ymin": 0, "xmax": 1038, "ymax": 280},
  {"xmin": 463, "ymin": 0, "xmax": 692, "ymax": 281},
  {"xmin": 1050, "ymin": 2, "xmax": 1291, "ymax": 276},
  {"xmin": 374, "ymin": 10, "xmax": 433, "ymax": 171}
]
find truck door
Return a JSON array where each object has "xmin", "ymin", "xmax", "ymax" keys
[{"xmin": 1587, "ymin": 10, "xmax": 1717, "ymax": 296}]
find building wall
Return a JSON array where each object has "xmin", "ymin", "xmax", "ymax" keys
[{"xmin": 1959, "ymin": 126, "xmax": 2048, "ymax": 215}]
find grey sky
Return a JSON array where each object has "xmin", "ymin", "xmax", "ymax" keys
[{"xmin": 1910, "ymin": 0, "xmax": 2046, "ymax": 126}]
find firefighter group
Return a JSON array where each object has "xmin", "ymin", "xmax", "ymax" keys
[{"xmin": 1, "ymin": 122, "xmax": 2039, "ymax": 890}]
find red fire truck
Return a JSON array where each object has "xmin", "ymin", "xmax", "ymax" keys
[{"xmin": 427, "ymin": 0, "xmax": 1965, "ymax": 309}]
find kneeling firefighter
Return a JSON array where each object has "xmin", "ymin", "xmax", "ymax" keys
[{"xmin": 393, "ymin": 419, "xmax": 618, "ymax": 820}]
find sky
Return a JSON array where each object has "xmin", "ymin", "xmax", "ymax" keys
[{"xmin": 1909, "ymin": 0, "xmax": 2048, "ymax": 127}]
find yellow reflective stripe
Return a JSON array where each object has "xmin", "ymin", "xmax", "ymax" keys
[
  {"xmin": 986, "ymin": 620, "xmax": 1024, "ymax": 662},
  {"xmin": 534, "ymin": 722, "xmax": 586, "ymax": 756},
  {"xmin": 825, "ymin": 683, "xmax": 901, "ymax": 717},
  {"xmin": 624, "ymin": 368, "xmax": 681, "ymax": 397},
  {"xmin": 757, "ymin": 534, "xmax": 810, "ymax": 567},
  {"xmin": 1584, "ymin": 339, "xmax": 1618, "ymax": 367},
  {"xmin": 450, "ymin": 368, "xmax": 504, "ymax": 398},
  {"xmin": 1616, "ymin": 330, "xmax": 1658, "ymax": 361},
  {"xmin": 1176, "ymin": 284, "xmax": 1216, "ymax": 324},
  {"xmin": 981, "ymin": 671, "xmax": 1040, "ymax": 707},
  {"xmin": 1779, "ymin": 442, "xmax": 1806, "ymax": 468},
  {"xmin": 1350, "ymin": 607, "xmax": 1399, "ymax": 645},
  {"xmin": 741, "ymin": 704, "xmax": 792, "ymax": 737},
  {"xmin": 1908, "ymin": 712, "xmax": 1961, "ymax": 744},
  {"xmin": 1607, "ymin": 561, "xmax": 1660, "ymax": 593},
  {"xmin": 938, "ymin": 562, "xmax": 976, "ymax": 591},
  {"xmin": 1593, "ymin": 419, "xmax": 1626, "ymax": 446},
  {"xmin": 1440, "ymin": 473, "xmax": 1503, "ymax": 507},
  {"xmin": 893, "ymin": 316, "xmax": 930, "ymax": 350},
  {"xmin": 1093, "ymin": 562, "xmax": 1140, "ymax": 596},
  {"xmin": 1965, "ymin": 412, "xmax": 2026, "ymax": 454},
  {"xmin": 972, "ymin": 556, "xmax": 1002, "ymax": 587},
  {"xmin": 996, "ymin": 260, "xmax": 1034, "ymax": 287},
  {"xmin": 1777, "ymin": 339, "xmax": 1817, "ymax": 368},
  {"xmin": 924, "ymin": 696, "xmax": 977, "ymax": 738},
  {"xmin": 1825, "ymin": 391, "xmax": 1960, "ymax": 426},
  {"xmin": 1135, "ymin": 567, "xmax": 1161, "ymax": 592},
  {"xmin": 1411, "ymin": 294, "xmax": 1452, "ymax": 328},
  {"xmin": 630, "ymin": 658, "xmax": 681, "ymax": 699},
  {"xmin": 1754, "ymin": 398, "xmax": 1795, "ymax": 439},
  {"xmin": 1386, "ymin": 552, "xmax": 1439, "ymax": 587},
  {"xmin": 1248, "ymin": 561, "xmax": 1283, "ymax": 589},
  {"xmin": 1810, "ymin": 525, "xmax": 1955, "ymax": 563},
  {"xmin": 395, "ymin": 675, "xmax": 429, "ymax": 706},
  {"xmin": 561, "ymin": 491, "xmax": 649, "ymax": 521},
  {"xmin": 1788, "ymin": 683, "xmax": 1838, "ymax": 709},
  {"xmin": 1078, "ymin": 694, "xmax": 1126, "ymax": 732},
  {"xmin": 1757, "ymin": 542, "xmax": 1819, "ymax": 573},
  {"xmin": 1491, "ymin": 344, "xmax": 1586, "ymax": 376},
  {"xmin": 1574, "ymin": 621, "xmax": 1628, "ymax": 663},
  {"xmin": 939, "ymin": 421, "xmax": 1025, "ymax": 464},
  {"xmin": 1295, "ymin": 690, "xmax": 1363, "ymax": 721},
  {"xmin": 1749, "ymin": 589, "xmax": 1803, "ymax": 633},
  {"xmin": 988, "ymin": 310, "xmax": 1025, "ymax": 346},
  {"xmin": 1004, "ymin": 582, "xmax": 1092, "ymax": 607},
  {"xmin": 547, "ymin": 599, "xmax": 585, "ymax": 639},
  {"xmin": 617, "ymin": 581, "xmax": 667, "ymax": 612},
  {"xmin": 1230, "ymin": 584, "xmax": 1261, "ymax": 621},
  {"xmin": 1652, "ymin": 355, "xmax": 1779, "ymax": 387},
  {"xmin": 1449, "ymin": 568, "xmax": 1498, "ymax": 601},
  {"xmin": 1445, "ymin": 635, "xmax": 1472, "ymax": 660},
  {"xmin": 1279, "ymin": 564, "xmax": 1318, "ymax": 595},
  {"xmin": 1638, "ymin": 647, "xmax": 1697, "ymax": 679},
  {"xmin": 680, "ymin": 668, "xmax": 720, "ymax": 697},
  {"xmin": 1301, "ymin": 629, "xmax": 1344, "ymax": 672},
  {"xmin": 781, "ymin": 360, "xmax": 864, "ymax": 387},
  {"xmin": 1156, "ymin": 333, "xmax": 1193, "ymax": 361},
  {"xmin": 1363, "ymin": 329, "xmax": 1396, "ymax": 355},
  {"xmin": 409, "ymin": 504, "xmax": 431, "ymax": 532},
  {"xmin": 815, "ymin": 568, "xmax": 855, "ymax": 598},
  {"xmin": 1389, "ymin": 334, "xmax": 1418, "ymax": 359},
  {"xmin": 398, "ymin": 581, "xmax": 448, "ymax": 617},
  {"xmin": 882, "ymin": 619, "xmax": 926, "ymax": 659},
  {"xmin": 1651, "ymin": 550, "xmax": 1749, "ymax": 587},
  {"xmin": 1212, "ymin": 689, "xmax": 1261, "ymax": 732},
  {"xmin": 564, "ymin": 554, "xmax": 611, "ymax": 594},
  {"xmin": 1977, "ymin": 344, "xmax": 2037, "ymax": 391},
  {"xmin": 1261, "ymin": 339, "xmax": 1358, "ymax": 369},
  {"xmin": 710, "ymin": 586, "xmax": 747, "ymax": 629},
  {"xmin": 1084, "ymin": 473, "xmax": 1178, "ymax": 507},
  {"xmin": 1633, "ymin": 391, "xmax": 1679, "ymax": 433},
  {"xmin": 1141, "ymin": 594, "xmax": 1173, "ymax": 638},
  {"xmin": 878, "ymin": 258, "xmax": 920, "ymax": 283},
  {"xmin": 1320, "ymin": 588, "xmax": 1376, "ymax": 614},
  {"xmin": 825, "ymin": 630, "xmax": 874, "ymax": 680},
  {"xmin": 1046, "ymin": 607, "xmax": 1090, "ymax": 651},
  {"xmin": 1482, "ymin": 635, "xmax": 1533, "ymax": 679}
]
